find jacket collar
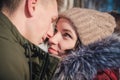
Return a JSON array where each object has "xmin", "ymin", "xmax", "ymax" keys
[{"xmin": 0, "ymin": 12, "xmax": 29, "ymax": 46}]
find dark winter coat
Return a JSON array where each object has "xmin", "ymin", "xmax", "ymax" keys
[
  {"xmin": 0, "ymin": 12, "xmax": 60, "ymax": 80},
  {"xmin": 52, "ymin": 34, "xmax": 120, "ymax": 80}
]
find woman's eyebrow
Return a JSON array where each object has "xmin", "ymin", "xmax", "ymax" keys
[
  {"xmin": 62, "ymin": 29, "xmax": 71, "ymax": 32},
  {"xmin": 62, "ymin": 29, "xmax": 74, "ymax": 35}
]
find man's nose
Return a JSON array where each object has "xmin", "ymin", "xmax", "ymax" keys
[{"xmin": 46, "ymin": 24, "xmax": 54, "ymax": 38}]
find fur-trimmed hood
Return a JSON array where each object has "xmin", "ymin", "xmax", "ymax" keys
[{"xmin": 52, "ymin": 34, "xmax": 120, "ymax": 80}]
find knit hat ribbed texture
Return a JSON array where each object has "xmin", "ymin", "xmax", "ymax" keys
[{"xmin": 59, "ymin": 8, "xmax": 116, "ymax": 45}]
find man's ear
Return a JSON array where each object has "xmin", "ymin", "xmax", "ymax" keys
[{"xmin": 26, "ymin": 0, "xmax": 38, "ymax": 17}]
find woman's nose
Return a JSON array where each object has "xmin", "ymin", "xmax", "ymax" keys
[{"xmin": 49, "ymin": 32, "xmax": 61, "ymax": 45}]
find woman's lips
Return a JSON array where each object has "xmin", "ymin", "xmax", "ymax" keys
[{"xmin": 48, "ymin": 47, "xmax": 58, "ymax": 55}]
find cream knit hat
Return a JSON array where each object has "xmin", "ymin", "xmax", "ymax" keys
[{"xmin": 59, "ymin": 8, "xmax": 116, "ymax": 46}]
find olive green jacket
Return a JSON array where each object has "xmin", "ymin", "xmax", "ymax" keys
[{"xmin": 0, "ymin": 12, "xmax": 60, "ymax": 80}]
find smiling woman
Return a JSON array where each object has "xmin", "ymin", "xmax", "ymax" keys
[
  {"xmin": 49, "ymin": 17, "xmax": 77, "ymax": 56},
  {"xmin": 49, "ymin": 8, "xmax": 120, "ymax": 80}
]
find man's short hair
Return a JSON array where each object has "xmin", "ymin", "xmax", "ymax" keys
[{"xmin": 0, "ymin": 0, "xmax": 21, "ymax": 13}]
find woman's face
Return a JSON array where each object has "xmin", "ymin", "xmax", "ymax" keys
[{"xmin": 48, "ymin": 18, "xmax": 77, "ymax": 56}]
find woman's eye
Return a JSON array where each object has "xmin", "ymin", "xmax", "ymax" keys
[{"xmin": 63, "ymin": 33, "xmax": 72, "ymax": 39}]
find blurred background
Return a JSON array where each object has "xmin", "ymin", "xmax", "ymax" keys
[
  {"xmin": 58, "ymin": 0, "xmax": 120, "ymax": 13},
  {"xmin": 39, "ymin": 0, "xmax": 120, "ymax": 52}
]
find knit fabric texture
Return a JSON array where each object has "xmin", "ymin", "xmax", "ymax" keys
[{"xmin": 59, "ymin": 8, "xmax": 116, "ymax": 45}]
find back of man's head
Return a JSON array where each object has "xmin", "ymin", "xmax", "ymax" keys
[
  {"xmin": 0, "ymin": 0, "xmax": 63, "ymax": 13},
  {"xmin": 0, "ymin": 0, "xmax": 22, "ymax": 13}
]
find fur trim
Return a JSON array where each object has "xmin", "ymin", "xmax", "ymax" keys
[{"xmin": 52, "ymin": 34, "xmax": 120, "ymax": 80}]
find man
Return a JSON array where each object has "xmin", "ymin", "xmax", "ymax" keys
[{"xmin": 0, "ymin": 0, "xmax": 61, "ymax": 80}]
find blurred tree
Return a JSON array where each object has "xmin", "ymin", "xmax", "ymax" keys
[
  {"xmin": 74, "ymin": 0, "xmax": 82, "ymax": 7},
  {"xmin": 58, "ymin": 0, "xmax": 74, "ymax": 12}
]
